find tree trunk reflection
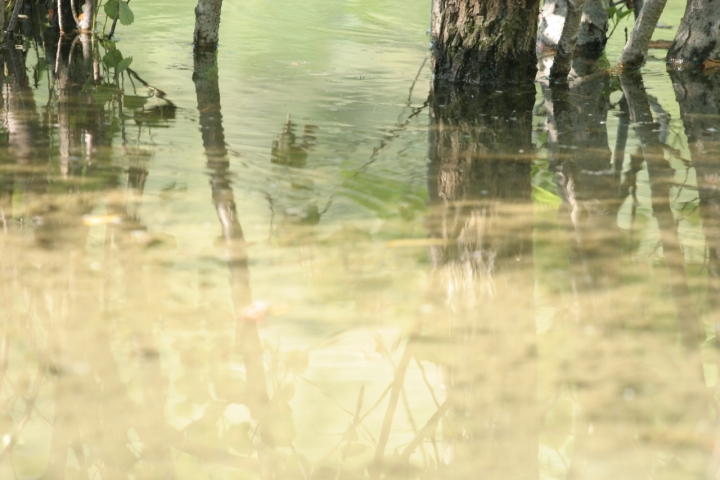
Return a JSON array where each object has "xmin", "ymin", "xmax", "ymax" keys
[{"xmin": 424, "ymin": 82, "xmax": 537, "ymax": 479}]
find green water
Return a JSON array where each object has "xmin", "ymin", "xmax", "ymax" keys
[{"xmin": 2, "ymin": 0, "xmax": 719, "ymax": 478}]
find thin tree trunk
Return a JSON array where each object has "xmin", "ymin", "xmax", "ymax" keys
[
  {"xmin": 57, "ymin": 0, "xmax": 76, "ymax": 33},
  {"xmin": 619, "ymin": 0, "xmax": 667, "ymax": 69},
  {"xmin": 5, "ymin": 0, "xmax": 23, "ymax": 34},
  {"xmin": 666, "ymin": 0, "xmax": 720, "ymax": 67},
  {"xmin": 633, "ymin": 0, "xmax": 645, "ymax": 19},
  {"xmin": 550, "ymin": 0, "xmax": 588, "ymax": 81},
  {"xmin": 194, "ymin": 0, "xmax": 223, "ymax": 48},
  {"xmin": 79, "ymin": 0, "xmax": 93, "ymax": 32},
  {"xmin": 0, "ymin": 0, "xmax": 5, "ymax": 37},
  {"xmin": 431, "ymin": 0, "xmax": 539, "ymax": 85},
  {"xmin": 538, "ymin": 0, "xmax": 608, "ymax": 53}
]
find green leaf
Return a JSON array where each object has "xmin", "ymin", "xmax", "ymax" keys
[
  {"xmin": 103, "ymin": 0, "xmax": 119, "ymax": 17},
  {"xmin": 102, "ymin": 49, "xmax": 123, "ymax": 68},
  {"xmin": 532, "ymin": 185, "xmax": 562, "ymax": 210},
  {"xmin": 618, "ymin": 8, "xmax": 633, "ymax": 20},
  {"xmin": 606, "ymin": 6, "xmax": 618, "ymax": 17},
  {"xmin": 116, "ymin": 57, "xmax": 133, "ymax": 74},
  {"xmin": 118, "ymin": 1, "xmax": 134, "ymax": 26}
]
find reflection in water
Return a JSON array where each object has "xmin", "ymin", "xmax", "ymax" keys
[
  {"xmin": 3, "ymin": 8, "xmax": 720, "ymax": 480},
  {"xmin": 425, "ymin": 83, "xmax": 537, "ymax": 478},
  {"xmin": 671, "ymin": 69, "xmax": 720, "ymax": 346},
  {"xmin": 271, "ymin": 116, "xmax": 317, "ymax": 168},
  {"xmin": 192, "ymin": 48, "xmax": 277, "ymax": 475}
]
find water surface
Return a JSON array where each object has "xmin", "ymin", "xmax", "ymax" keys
[{"xmin": 1, "ymin": 1, "xmax": 719, "ymax": 478}]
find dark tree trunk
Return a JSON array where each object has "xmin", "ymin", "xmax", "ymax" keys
[
  {"xmin": 431, "ymin": 0, "xmax": 539, "ymax": 85},
  {"xmin": 57, "ymin": 0, "xmax": 76, "ymax": 33},
  {"xmin": 667, "ymin": 0, "xmax": 720, "ymax": 67},
  {"xmin": 424, "ymin": 83, "xmax": 537, "ymax": 478},
  {"xmin": 194, "ymin": 0, "xmax": 223, "ymax": 48}
]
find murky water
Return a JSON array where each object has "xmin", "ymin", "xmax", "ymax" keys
[{"xmin": 2, "ymin": 1, "xmax": 719, "ymax": 479}]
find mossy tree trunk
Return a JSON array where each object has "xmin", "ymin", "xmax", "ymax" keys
[
  {"xmin": 431, "ymin": 0, "xmax": 539, "ymax": 85},
  {"xmin": 667, "ymin": 0, "xmax": 720, "ymax": 67}
]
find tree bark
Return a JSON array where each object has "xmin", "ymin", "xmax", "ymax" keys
[
  {"xmin": 619, "ymin": 0, "xmax": 667, "ymax": 69},
  {"xmin": 194, "ymin": 0, "xmax": 223, "ymax": 49},
  {"xmin": 431, "ymin": 0, "xmax": 539, "ymax": 85},
  {"xmin": 79, "ymin": 0, "xmax": 94, "ymax": 32},
  {"xmin": 538, "ymin": 0, "xmax": 608, "ymax": 53},
  {"xmin": 666, "ymin": 0, "xmax": 720, "ymax": 67},
  {"xmin": 57, "ymin": 0, "xmax": 77, "ymax": 33},
  {"xmin": 549, "ymin": 0, "xmax": 588, "ymax": 81}
]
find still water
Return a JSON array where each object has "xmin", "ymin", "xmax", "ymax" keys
[{"xmin": 1, "ymin": 0, "xmax": 718, "ymax": 478}]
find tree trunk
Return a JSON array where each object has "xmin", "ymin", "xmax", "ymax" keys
[
  {"xmin": 193, "ymin": 0, "xmax": 223, "ymax": 49},
  {"xmin": 0, "ymin": 0, "xmax": 5, "ymax": 37},
  {"xmin": 666, "ymin": 0, "xmax": 720, "ymax": 67},
  {"xmin": 57, "ymin": 0, "xmax": 77, "ymax": 33},
  {"xmin": 79, "ymin": 0, "xmax": 93, "ymax": 32},
  {"xmin": 633, "ymin": 0, "xmax": 645, "ymax": 19},
  {"xmin": 431, "ymin": 0, "xmax": 539, "ymax": 85},
  {"xmin": 538, "ymin": 0, "xmax": 608, "ymax": 53},
  {"xmin": 550, "ymin": 0, "xmax": 588, "ymax": 81},
  {"xmin": 619, "ymin": 0, "xmax": 667, "ymax": 69}
]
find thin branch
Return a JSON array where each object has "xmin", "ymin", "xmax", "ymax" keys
[
  {"xmin": 0, "ymin": 368, "xmax": 43, "ymax": 462},
  {"xmin": 371, "ymin": 342, "xmax": 414, "ymax": 477},
  {"xmin": 6, "ymin": 0, "xmax": 25, "ymax": 35},
  {"xmin": 398, "ymin": 400, "xmax": 451, "ymax": 463}
]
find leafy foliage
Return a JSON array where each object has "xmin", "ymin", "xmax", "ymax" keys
[
  {"xmin": 606, "ymin": 5, "xmax": 634, "ymax": 40},
  {"xmin": 103, "ymin": 0, "xmax": 134, "ymax": 26}
]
